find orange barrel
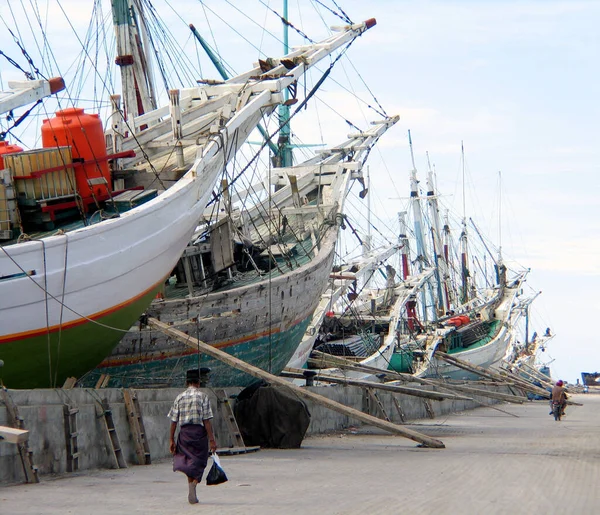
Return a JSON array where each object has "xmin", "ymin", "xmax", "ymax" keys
[
  {"xmin": 41, "ymin": 107, "xmax": 110, "ymax": 199},
  {"xmin": 447, "ymin": 317, "xmax": 462, "ymax": 327},
  {"xmin": 0, "ymin": 141, "xmax": 24, "ymax": 170}
]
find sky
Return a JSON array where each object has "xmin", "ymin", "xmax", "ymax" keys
[{"xmin": 0, "ymin": 0, "xmax": 598, "ymax": 383}]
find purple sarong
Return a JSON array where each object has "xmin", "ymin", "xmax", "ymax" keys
[{"xmin": 173, "ymin": 424, "xmax": 209, "ymax": 481}]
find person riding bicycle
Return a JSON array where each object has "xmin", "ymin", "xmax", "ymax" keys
[{"xmin": 550, "ymin": 380, "xmax": 568, "ymax": 416}]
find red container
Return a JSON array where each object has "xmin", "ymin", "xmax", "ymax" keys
[
  {"xmin": 41, "ymin": 107, "xmax": 110, "ymax": 198},
  {"xmin": 0, "ymin": 141, "xmax": 24, "ymax": 170}
]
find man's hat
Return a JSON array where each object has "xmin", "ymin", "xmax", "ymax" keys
[{"xmin": 186, "ymin": 368, "xmax": 200, "ymax": 383}]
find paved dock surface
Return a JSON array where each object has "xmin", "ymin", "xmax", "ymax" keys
[{"xmin": 1, "ymin": 394, "xmax": 596, "ymax": 514}]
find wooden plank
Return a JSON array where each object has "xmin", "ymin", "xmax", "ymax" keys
[
  {"xmin": 310, "ymin": 350, "xmax": 520, "ymax": 387},
  {"xmin": 306, "ymin": 351, "xmax": 527, "ymax": 405},
  {"xmin": 95, "ymin": 374, "xmax": 110, "ymax": 389},
  {"xmin": 279, "ymin": 370, "xmax": 473, "ymax": 401},
  {"xmin": 0, "ymin": 425, "xmax": 29, "ymax": 444},
  {"xmin": 147, "ymin": 317, "xmax": 445, "ymax": 449},
  {"xmin": 434, "ymin": 352, "xmax": 507, "ymax": 383},
  {"xmin": 62, "ymin": 377, "xmax": 77, "ymax": 389}
]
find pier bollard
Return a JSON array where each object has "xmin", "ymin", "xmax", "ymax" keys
[{"xmin": 303, "ymin": 370, "xmax": 317, "ymax": 387}]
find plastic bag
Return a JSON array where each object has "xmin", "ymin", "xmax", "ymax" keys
[{"xmin": 206, "ymin": 452, "xmax": 228, "ymax": 486}]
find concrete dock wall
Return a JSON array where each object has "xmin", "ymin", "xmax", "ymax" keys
[{"xmin": 1, "ymin": 384, "xmax": 500, "ymax": 484}]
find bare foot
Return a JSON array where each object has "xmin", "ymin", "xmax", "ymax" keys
[{"xmin": 188, "ymin": 481, "xmax": 198, "ymax": 504}]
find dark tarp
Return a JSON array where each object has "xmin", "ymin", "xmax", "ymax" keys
[{"xmin": 234, "ymin": 381, "xmax": 311, "ymax": 448}]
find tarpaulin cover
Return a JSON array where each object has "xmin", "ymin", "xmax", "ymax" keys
[{"xmin": 234, "ymin": 381, "xmax": 311, "ymax": 448}]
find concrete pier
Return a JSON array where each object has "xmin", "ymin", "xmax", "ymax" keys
[{"xmin": 0, "ymin": 394, "xmax": 595, "ymax": 514}]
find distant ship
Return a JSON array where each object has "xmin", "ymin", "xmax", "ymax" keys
[{"xmin": 581, "ymin": 372, "xmax": 600, "ymax": 386}]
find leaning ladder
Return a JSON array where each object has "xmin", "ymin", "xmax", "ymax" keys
[
  {"xmin": 62, "ymin": 404, "xmax": 80, "ymax": 472},
  {"xmin": 98, "ymin": 399, "xmax": 127, "ymax": 469},
  {"xmin": 1, "ymin": 388, "xmax": 39, "ymax": 483},
  {"xmin": 423, "ymin": 398, "xmax": 436, "ymax": 419},
  {"xmin": 212, "ymin": 389, "xmax": 260, "ymax": 455},
  {"xmin": 366, "ymin": 388, "xmax": 391, "ymax": 422},
  {"xmin": 123, "ymin": 389, "xmax": 151, "ymax": 465},
  {"xmin": 213, "ymin": 388, "xmax": 245, "ymax": 448}
]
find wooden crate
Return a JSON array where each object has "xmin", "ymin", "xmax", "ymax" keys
[{"xmin": 5, "ymin": 147, "xmax": 75, "ymax": 201}]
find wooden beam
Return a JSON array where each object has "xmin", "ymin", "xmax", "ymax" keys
[
  {"xmin": 307, "ymin": 350, "xmax": 526, "ymax": 407},
  {"xmin": 147, "ymin": 318, "xmax": 445, "ymax": 448},
  {"xmin": 434, "ymin": 352, "xmax": 506, "ymax": 383},
  {"xmin": 387, "ymin": 380, "xmax": 525, "ymax": 404},
  {"xmin": 0, "ymin": 425, "xmax": 29, "ymax": 444},
  {"xmin": 506, "ymin": 362, "xmax": 554, "ymax": 389},
  {"xmin": 279, "ymin": 370, "xmax": 473, "ymax": 401}
]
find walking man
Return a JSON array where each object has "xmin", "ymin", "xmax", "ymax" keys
[
  {"xmin": 550, "ymin": 379, "xmax": 568, "ymax": 416},
  {"xmin": 168, "ymin": 369, "xmax": 218, "ymax": 504}
]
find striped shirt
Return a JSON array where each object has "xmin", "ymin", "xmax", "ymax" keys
[{"xmin": 168, "ymin": 386, "xmax": 213, "ymax": 426}]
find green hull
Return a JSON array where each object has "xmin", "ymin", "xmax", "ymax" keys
[
  {"xmin": 82, "ymin": 315, "xmax": 313, "ymax": 388},
  {"xmin": 0, "ymin": 287, "xmax": 160, "ymax": 389},
  {"xmin": 388, "ymin": 350, "xmax": 414, "ymax": 374}
]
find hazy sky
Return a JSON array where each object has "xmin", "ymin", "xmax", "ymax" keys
[{"xmin": 1, "ymin": 0, "xmax": 597, "ymax": 382}]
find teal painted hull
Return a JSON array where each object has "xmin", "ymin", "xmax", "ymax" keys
[{"xmin": 82, "ymin": 315, "xmax": 312, "ymax": 388}]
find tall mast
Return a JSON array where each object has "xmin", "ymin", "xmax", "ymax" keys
[
  {"xmin": 399, "ymin": 211, "xmax": 417, "ymax": 331},
  {"xmin": 276, "ymin": 0, "xmax": 293, "ymax": 168},
  {"xmin": 362, "ymin": 166, "xmax": 372, "ymax": 254},
  {"xmin": 442, "ymin": 210, "xmax": 456, "ymax": 308},
  {"xmin": 495, "ymin": 170, "xmax": 506, "ymax": 287},
  {"xmin": 112, "ymin": 0, "xmax": 156, "ymax": 125},
  {"xmin": 408, "ymin": 130, "xmax": 428, "ymax": 268},
  {"xmin": 460, "ymin": 141, "xmax": 469, "ymax": 304},
  {"xmin": 408, "ymin": 130, "xmax": 430, "ymax": 321},
  {"xmin": 425, "ymin": 152, "xmax": 449, "ymax": 314},
  {"xmin": 398, "ymin": 211, "xmax": 410, "ymax": 280}
]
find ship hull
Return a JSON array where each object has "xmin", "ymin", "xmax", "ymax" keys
[
  {"xmin": 419, "ymin": 325, "xmax": 511, "ymax": 381},
  {"xmin": 0, "ymin": 105, "xmax": 272, "ymax": 389},
  {"xmin": 86, "ymin": 231, "xmax": 338, "ymax": 388}
]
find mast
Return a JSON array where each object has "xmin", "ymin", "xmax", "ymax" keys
[
  {"xmin": 496, "ymin": 170, "xmax": 506, "ymax": 288},
  {"xmin": 362, "ymin": 166, "xmax": 372, "ymax": 254},
  {"xmin": 408, "ymin": 130, "xmax": 430, "ymax": 321},
  {"xmin": 442, "ymin": 210, "xmax": 456, "ymax": 307},
  {"xmin": 408, "ymin": 131, "xmax": 428, "ymax": 269},
  {"xmin": 399, "ymin": 211, "xmax": 417, "ymax": 331},
  {"xmin": 398, "ymin": 211, "xmax": 410, "ymax": 280},
  {"xmin": 425, "ymin": 152, "xmax": 449, "ymax": 314},
  {"xmin": 459, "ymin": 141, "xmax": 469, "ymax": 304},
  {"xmin": 275, "ymin": 0, "xmax": 293, "ymax": 168},
  {"xmin": 112, "ymin": 0, "xmax": 156, "ymax": 125}
]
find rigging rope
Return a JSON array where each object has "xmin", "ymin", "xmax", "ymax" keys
[
  {"xmin": 311, "ymin": 0, "xmax": 353, "ymax": 24},
  {"xmin": 257, "ymin": 0, "xmax": 316, "ymax": 43},
  {"xmin": 0, "ymin": 99, "xmax": 41, "ymax": 141}
]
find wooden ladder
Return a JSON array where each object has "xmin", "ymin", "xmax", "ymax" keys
[
  {"xmin": 213, "ymin": 389, "xmax": 246, "ymax": 449},
  {"xmin": 98, "ymin": 399, "xmax": 127, "ymax": 469},
  {"xmin": 0, "ymin": 389, "xmax": 39, "ymax": 483},
  {"xmin": 391, "ymin": 395, "xmax": 407, "ymax": 423},
  {"xmin": 423, "ymin": 398, "xmax": 436, "ymax": 419},
  {"xmin": 123, "ymin": 389, "xmax": 151, "ymax": 465},
  {"xmin": 366, "ymin": 388, "xmax": 391, "ymax": 422},
  {"xmin": 62, "ymin": 404, "xmax": 80, "ymax": 472}
]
